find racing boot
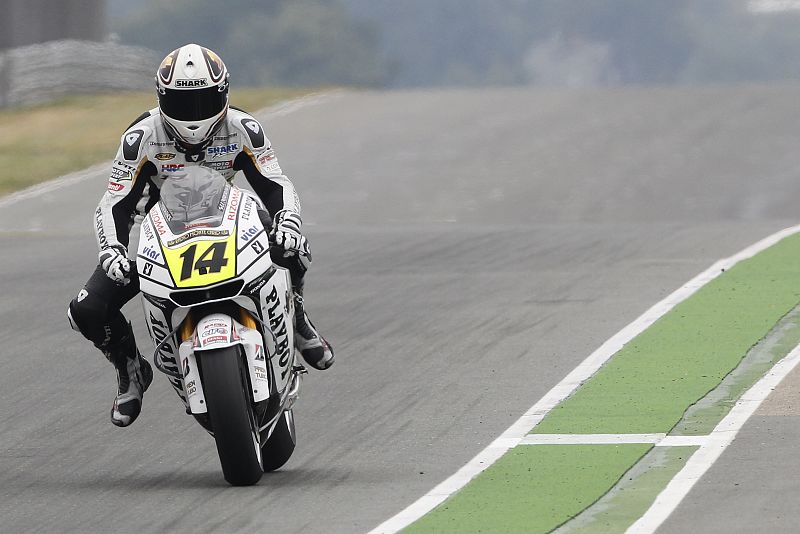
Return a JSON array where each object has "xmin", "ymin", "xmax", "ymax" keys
[
  {"xmin": 293, "ymin": 287, "xmax": 334, "ymax": 370},
  {"xmin": 102, "ymin": 323, "xmax": 153, "ymax": 427}
]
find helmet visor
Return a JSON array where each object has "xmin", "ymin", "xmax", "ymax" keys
[{"xmin": 159, "ymin": 87, "xmax": 227, "ymax": 122}]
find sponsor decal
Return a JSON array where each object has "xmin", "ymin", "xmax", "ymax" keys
[
  {"xmin": 203, "ymin": 160, "xmax": 233, "ymax": 171},
  {"xmin": 150, "ymin": 209, "xmax": 167, "ymax": 236},
  {"xmin": 207, "ymin": 143, "xmax": 239, "ymax": 158},
  {"xmin": 149, "ymin": 312, "xmax": 178, "ymax": 373},
  {"xmin": 264, "ymin": 285, "xmax": 290, "ymax": 380},
  {"xmin": 125, "ymin": 132, "xmax": 141, "ymax": 146},
  {"xmin": 182, "ymin": 357, "xmax": 190, "ymax": 377},
  {"xmin": 254, "ymin": 366, "xmax": 267, "ymax": 380},
  {"xmin": 95, "ymin": 206, "xmax": 108, "ymax": 249},
  {"xmin": 175, "ymin": 79, "xmax": 208, "ymax": 87},
  {"xmin": 166, "ymin": 228, "xmax": 229, "ymax": 247},
  {"xmin": 240, "ymin": 225, "xmax": 259, "ymax": 243},
  {"xmin": 141, "ymin": 245, "xmax": 161, "ymax": 261},
  {"xmin": 155, "ymin": 152, "xmax": 176, "ymax": 161},
  {"xmin": 244, "ymin": 121, "xmax": 260, "ymax": 135},
  {"xmin": 149, "ymin": 141, "xmax": 175, "ymax": 147},
  {"xmin": 110, "ymin": 166, "xmax": 132, "ymax": 182},
  {"xmin": 241, "ymin": 118, "xmax": 265, "ymax": 148},
  {"xmin": 186, "ymin": 379, "xmax": 197, "ymax": 396},
  {"xmin": 77, "ymin": 289, "xmax": 88, "ymax": 302},
  {"xmin": 114, "ymin": 160, "xmax": 135, "ymax": 171},
  {"xmin": 162, "ymin": 163, "xmax": 184, "ymax": 173},
  {"xmin": 258, "ymin": 149, "xmax": 275, "ymax": 164},
  {"xmin": 213, "ymin": 133, "xmax": 238, "ymax": 140},
  {"xmin": 202, "ymin": 327, "xmax": 229, "ymax": 337},
  {"xmin": 204, "ymin": 335, "xmax": 228, "ymax": 344},
  {"xmin": 226, "ymin": 189, "xmax": 241, "ymax": 221},
  {"xmin": 108, "ymin": 182, "xmax": 125, "ymax": 192},
  {"xmin": 254, "ymin": 344, "xmax": 265, "ymax": 361},
  {"xmin": 241, "ymin": 198, "xmax": 254, "ymax": 220},
  {"xmin": 142, "ymin": 221, "xmax": 154, "ymax": 242},
  {"xmin": 122, "ymin": 129, "xmax": 144, "ymax": 161}
]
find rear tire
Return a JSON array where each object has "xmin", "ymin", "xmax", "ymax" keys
[
  {"xmin": 201, "ymin": 345, "xmax": 263, "ymax": 486},
  {"xmin": 261, "ymin": 409, "xmax": 296, "ymax": 472}
]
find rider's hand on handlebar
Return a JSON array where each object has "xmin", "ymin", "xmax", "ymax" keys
[
  {"xmin": 272, "ymin": 210, "xmax": 309, "ymax": 257},
  {"xmin": 99, "ymin": 246, "xmax": 131, "ymax": 285}
]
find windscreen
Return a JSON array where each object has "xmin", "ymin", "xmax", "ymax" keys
[{"xmin": 159, "ymin": 166, "xmax": 229, "ymax": 234}]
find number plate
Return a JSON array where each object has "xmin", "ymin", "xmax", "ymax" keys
[{"xmin": 162, "ymin": 235, "xmax": 237, "ymax": 288}]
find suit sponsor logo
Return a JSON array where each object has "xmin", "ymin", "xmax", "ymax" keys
[
  {"xmin": 155, "ymin": 152, "xmax": 176, "ymax": 161},
  {"xmin": 175, "ymin": 79, "xmax": 208, "ymax": 87},
  {"xmin": 162, "ymin": 163, "xmax": 184, "ymax": 173},
  {"xmin": 149, "ymin": 141, "xmax": 175, "ymax": 147},
  {"xmin": 108, "ymin": 182, "xmax": 125, "ymax": 192},
  {"xmin": 110, "ymin": 166, "xmax": 132, "ymax": 182},
  {"xmin": 203, "ymin": 160, "xmax": 233, "ymax": 171},
  {"xmin": 207, "ymin": 143, "xmax": 239, "ymax": 157}
]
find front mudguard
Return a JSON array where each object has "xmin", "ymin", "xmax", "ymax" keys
[{"xmin": 178, "ymin": 313, "xmax": 270, "ymax": 415}]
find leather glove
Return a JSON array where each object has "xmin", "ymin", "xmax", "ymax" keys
[
  {"xmin": 99, "ymin": 246, "xmax": 131, "ymax": 285},
  {"xmin": 273, "ymin": 210, "xmax": 310, "ymax": 258}
]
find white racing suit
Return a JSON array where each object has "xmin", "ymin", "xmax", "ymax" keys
[{"xmin": 69, "ymin": 107, "xmax": 311, "ymax": 353}]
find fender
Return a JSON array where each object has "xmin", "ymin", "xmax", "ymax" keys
[{"xmin": 179, "ymin": 313, "xmax": 270, "ymax": 414}]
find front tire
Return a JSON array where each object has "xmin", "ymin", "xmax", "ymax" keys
[
  {"xmin": 201, "ymin": 345, "xmax": 263, "ymax": 486},
  {"xmin": 261, "ymin": 409, "xmax": 296, "ymax": 472}
]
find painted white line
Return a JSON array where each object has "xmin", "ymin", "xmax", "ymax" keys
[
  {"xmin": 368, "ymin": 223, "xmax": 800, "ymax": 534},
  {"xmin": 656, "ymin": 435, "xmax": 710, "ymax": 447},
  {"xmin": 0, "ymin": 92, "xmax": 341, "ymax": 208},
  {"xmin": 626, "ymin": 342, "xmax": 800, "ymax": 533},
  {"xmin": 520, "ymin": 434, "xmax": 667, "ymax": 445}
]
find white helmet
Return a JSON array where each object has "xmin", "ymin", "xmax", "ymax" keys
[{"xmin": 156, "ymin": 44, "xmax": 229, "ymax": 149}]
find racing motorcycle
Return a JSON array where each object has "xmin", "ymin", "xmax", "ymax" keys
[{"xmin": 136, "ymin": 166, "xmax": 304, "ymax": 486}]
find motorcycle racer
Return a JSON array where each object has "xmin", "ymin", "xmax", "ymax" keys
[{"xmin": 67, "ymin": 44, "xmax": 334, "ymax": 428}]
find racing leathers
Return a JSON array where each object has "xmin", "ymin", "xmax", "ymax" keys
[{"xmin": 68, "ymin": 107, "xmax": 333, "ymax": 426}]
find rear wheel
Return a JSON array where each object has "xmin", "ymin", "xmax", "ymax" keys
[
  {"xmin": 201, "ymin": 345, "xmax": 263, "ymax": 486},
  {"xmin": 261, "ymin": 409, "xmax": 296, "ymax": 472}
]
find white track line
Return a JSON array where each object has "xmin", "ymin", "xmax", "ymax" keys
[
  {"xmin": 368, "ymin": 223, "xmax": 800, "ymax": 534},
  {"xmin": 0, "ymin": 92, "xmax": 340, "ymax": 209},
  {"xmin": 627, "ymin": 342, "xmax": 800, "ymax": 533}
]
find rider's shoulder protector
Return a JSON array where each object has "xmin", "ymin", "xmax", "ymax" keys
[{"xmin": 119, "ymin": 121, "xmax": 155, "ymax": 163}]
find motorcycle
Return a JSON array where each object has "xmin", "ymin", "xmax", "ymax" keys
[{"xmin": 136, "ymin": 166, "xmax": 304, "ymax": 486}]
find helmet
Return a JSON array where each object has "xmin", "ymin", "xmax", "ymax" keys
[{"xmin": 156, "ymin": 44, "xmax": 229, "ymax": 150}]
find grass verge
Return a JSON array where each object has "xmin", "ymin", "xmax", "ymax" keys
[
  {"xmin": 404, "ymin": 444, "xmax": 652, "ymax": 534},
  {"xmin": 0, "ymin": 88, "xmax": 306, "ymax": 196}
]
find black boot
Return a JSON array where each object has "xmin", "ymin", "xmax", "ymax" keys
[
  {"xmin": 102, "ymin": 323, "xmax": 153, "ymax": 427},
  {"xmin": 293, "ymin": 286, "xmax": 334, "ymax": 370}
]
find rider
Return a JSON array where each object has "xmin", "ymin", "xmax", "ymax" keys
[{"xmin": 67, "ymin": 44, "xmax": 334, "ymax": 427}]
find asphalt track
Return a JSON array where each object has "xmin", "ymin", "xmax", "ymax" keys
[{"xmin": 1, "ymin": 86, "xmax": 800, "ymax": 533}]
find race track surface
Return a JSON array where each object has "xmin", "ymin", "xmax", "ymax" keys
[{"xmin": 1, "ymin": 86, "xmax": 799, "ymax": 532}]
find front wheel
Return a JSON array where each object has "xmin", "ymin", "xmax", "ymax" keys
[
  {"xmin": 261, "ymin": 409, "xmax": 296, "ymax": 472},
  {"xmin": 201, "ymin": 345, "xmax": 263, "ymax": 486}
]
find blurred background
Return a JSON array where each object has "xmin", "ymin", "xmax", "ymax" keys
[
  {"xmin": 4, "ymin": 0, "xmax": 800, "ymax": 105},
  {"xmin": 3, "ymin": 0, "xmax": 800, "ymax": 193}
]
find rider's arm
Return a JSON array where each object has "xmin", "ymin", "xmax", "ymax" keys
[
  {"xmin": 95, "ymin": 122, "xmax": 158, "ymax": 251},
  {"xmin": 231, "ymin": 112, "xmax": 301, "ymax": 218}
]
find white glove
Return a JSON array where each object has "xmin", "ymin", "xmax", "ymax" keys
[
  {"xmin": 99, "ymin": 246, "xmax": 131, "ymax": 285},
  {"xmin": 273, "ymin": 210, "xmax": 309, "ymax": 257}
]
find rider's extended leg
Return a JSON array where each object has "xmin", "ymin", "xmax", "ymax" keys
[{"xmin": 67, "ymin": 266, "xmax": 153, "ymax": 426}]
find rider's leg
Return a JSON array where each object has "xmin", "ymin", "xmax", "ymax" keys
[
  {"xmin": 272, "ymin": 250, "xmax": 334, "ymax": 370},
  {"xmin": 67, "ymin": 265, "xmax": 153, "ymax": 426}
]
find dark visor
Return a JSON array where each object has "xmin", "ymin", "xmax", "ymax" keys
[{"xmin": 159, "ymin": 87, "xmax": 227, "ymax": 121}]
